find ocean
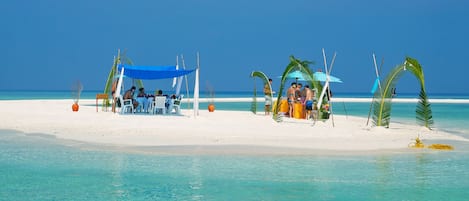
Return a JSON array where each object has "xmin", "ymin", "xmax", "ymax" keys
[{"xmin": 1, "ymin": 90, "xmax": 469, "ymax": 200}]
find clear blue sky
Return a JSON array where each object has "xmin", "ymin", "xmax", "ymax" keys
[{"xmin": 1, "ymin": 0, "xmax": 468, "ymax": 94}]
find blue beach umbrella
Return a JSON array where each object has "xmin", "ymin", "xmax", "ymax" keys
[
  {"xmin": 285, "ymin": 70, "xmax": 309, "ymax": 81},
  {"xmin": 313, "ymin": 72, "xmax": 343, "ymax": 83},
  {"xmin": 278, "ymin": 70, "xmax": 310, "ymax": 82},
  {"xmin": 279, "ymin": 70, "xmax": 343, "ymax": 83}
]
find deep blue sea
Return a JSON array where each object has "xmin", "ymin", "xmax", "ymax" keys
[{"xmin": 1, "ymin": 90, "xmax": 469, "ymax": 200}]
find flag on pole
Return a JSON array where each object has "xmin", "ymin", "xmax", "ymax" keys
[
  {"xmin": 172, "ymin": 56, "xmax": 179, "ymax": 88},
  {"xmin": 370, "ymin": 76, "xmax": 380, "ymax": 94},
  {"xmin": 172, "ymin": 64, "xmax": 178, "ymax": 88}
]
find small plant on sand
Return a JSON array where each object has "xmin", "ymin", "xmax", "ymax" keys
[
  {"xmin": 71, "ymin": 80, "xmax": 83, "ymax": 111},
  {"xmin": 206, "ymin": 81, "xmax": 215, "ymax": 112}
]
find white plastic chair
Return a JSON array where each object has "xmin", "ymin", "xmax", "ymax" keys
[
  {"xmin": 119, "ymin": 96, "xmax": 134, "ymax": 114},
  {"xmin": 170, "ymin": 95, "xmax": 183, "ymax": 114},
  {"xmin": 152, "ymin": 96, "xmax": 167, "ymax": 115},
  {"xmin": 146, "ymin": 97, "xmax": 154, "ymax": 113}
]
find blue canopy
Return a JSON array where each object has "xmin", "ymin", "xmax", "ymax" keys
[{"xmin": 119, "ymin": 64, "xmax": 195, "ymax": 80}]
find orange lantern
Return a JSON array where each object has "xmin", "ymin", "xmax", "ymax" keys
[
  {"xmin": 208, "ymin": 103, "xmax": 215, "ymax": 112},
  {"xmin": 72, "ymin": 103, "xmax": 79, "ymax": 112}
]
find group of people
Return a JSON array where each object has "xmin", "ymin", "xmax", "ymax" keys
[
  {"xmin": 121, "ymin": 86, "xmax": 152, "ymax": 113},
  {"xmin": 263, "ymin": 79, "xmax": 318, "ymax": 120},
  {"xmin": 286, "ymin": 82, "xmax": 317, "ymax": 120},
  {"xmin": 116, "ymin": 86, "xmax": 174, "ymax": 113}
]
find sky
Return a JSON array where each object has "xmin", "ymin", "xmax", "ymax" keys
[{"xmin": 1, "ymin": 0, "xmax": 468, "ymax": 94}]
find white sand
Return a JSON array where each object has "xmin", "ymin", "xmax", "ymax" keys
[{"xmin": 1, "ymin": 99, "xmax": 467, "ymax": 153}]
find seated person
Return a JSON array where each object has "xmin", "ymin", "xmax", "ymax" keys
[
  {"xmin": 156, "ymin": 89, "xmax": 165, "ymax": 97},
  {"xmin": 123, "ymin": 86, "xmax": 138, "ymax": 108},
  {"xmin": 136, "ymin": 87, "xmax": 149, "ymax": 112},
  {"xmin": 164, "ymin": 94, "xmax": 177, "ymax": 109},
  {"xmin": 154, "ymin": 89, "xmax": 170, "ymax": 108}
]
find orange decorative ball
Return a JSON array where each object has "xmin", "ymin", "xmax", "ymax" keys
[
  {"xmin": 72, "ymin": 103, "xmax": 79, "ymax": 112},
  {"xmin": 208, "ymin": 103, "xmax": 215, "ymax": 112}
]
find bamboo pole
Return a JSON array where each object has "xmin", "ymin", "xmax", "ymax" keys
[
  {"xmin": 366, "ymin": 53, "xmax": 383, "ymax": 126},
  {"xmin": 326, "ymin": 52, "xmax": 337, "ymax": 127}
]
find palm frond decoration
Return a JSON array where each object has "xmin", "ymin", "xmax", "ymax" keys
[
  {"xmin": 103, "ymin": 50, "xmax": 121, "ymax": 95},
  {"xmin": 250, "ymin": 71, "xmax": 271, "ymax": 114},
  {"xmin": 372, "ymin": 64, "xmax": 405, "ymax": 127},
  {"xmin": 405, "ymin": 57, "xmax": 434, "ymax": 129},
  {"xmin": 372, "ymin": 57, "xmax": 433, "ymax": 129},
  {"xmin": 251, "ymin": 84, "xmax": 257, "ymax": 114},
  {"xmin": 102, "ymin": 50, "xmax": 122, "ymax": 106},
  {"xmin": 416, "ymin": 87, "xmax": 433, "ymax": 128}
]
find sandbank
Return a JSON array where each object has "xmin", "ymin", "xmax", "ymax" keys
[{"xmin": 0, "ymin": 99, "xmax": 467, "ymax": 154}]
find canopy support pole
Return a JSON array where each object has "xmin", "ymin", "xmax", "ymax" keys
[
  {"xmin": 193, "ymin": 52, "xmax": 200, "ymax": 117},
  {"xmin": 181, "ymin": 54, "xmax": 191, "ymax": 110}
]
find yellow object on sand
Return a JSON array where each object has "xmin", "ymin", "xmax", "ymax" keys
[
  {"xmin": 408, "ymin": 137, "xmax": 454, "ymax": 150},
  {"xmin": 273, "ymin": 100, "xmax": 289, "ymax": 114},
  {"xmin": 293, "ymin": 103, "xmax": 304, "ymax": 119},
  {"xmin": 428, "ymin": 144, "xmax": 454, "ymax": 150},
  {"xmin": 409, "ymin": 137, "xmax": 425, "ymax": 148}
]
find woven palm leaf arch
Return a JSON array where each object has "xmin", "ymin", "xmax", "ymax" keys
[{"xmin": 372, "ymin": 57, "xmax": 434, "ymax": 129}]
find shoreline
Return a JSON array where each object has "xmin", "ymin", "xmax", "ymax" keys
[
  {"xmin": 1, "ymin": 99, "xmax": 468, "ymax": 154},
  {"xmin": 5, "ymin": 129, "xmax": 469, "ymax": 156},
  {"xmin": 2, "ymin": 97, "xmax": 469, "ymax": 103}
]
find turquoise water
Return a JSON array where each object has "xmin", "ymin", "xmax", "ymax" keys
[
  {"xmin": 1, "ymin": 91, "xmax": 469, "ymax": 200},
  {"xmin": 2, "ymin": 132, "xmax": 469, "ymax": 201}
]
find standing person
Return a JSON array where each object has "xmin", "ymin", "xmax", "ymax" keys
[
  {"xmin": 287, "ymin": 82, "xmax": 297, "ymax": 118},
  {"xmin": 300, "ymin": 84, "xmax": 307, "ymax": 102},
  {"xmin": 294, "ymin": 83, "xmax": 305, "ymax": 118},
  {"xmin": 111, "ymin": 79, "xmax": 118, "ymax": 112},
  {"xmin": 325, "ymin": 86, "xmax": 333, "ymax": 100},
  {"xmin": 304, "ymin": 85, "xmax": 315, "ymax": 120},
  {"xmin": 299, "ymin": 83, "xmax": 307, "ymax": 118},
  {"xmin": 263, "ymin": 78, "xmax": 273, "ymax": 115},
  {"xmin": 295, "ymin": 83, "xmax": 303, "ymax": 102}
]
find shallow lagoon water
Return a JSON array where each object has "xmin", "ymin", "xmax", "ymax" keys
[{"xmin": 1, "ymin": 131, "xmax": 469, "ymax": 201}]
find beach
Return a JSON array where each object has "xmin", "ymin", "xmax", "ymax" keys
[{"xmin": 1, "ymin": 99, "xmax": 467, "ymax": 154}]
